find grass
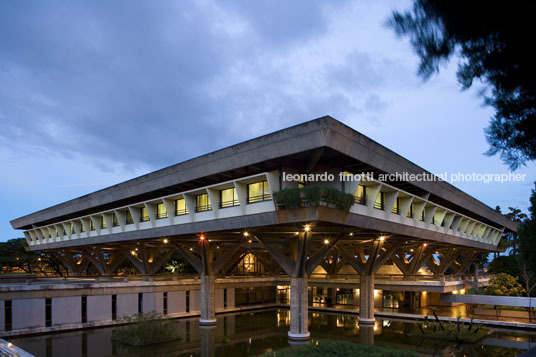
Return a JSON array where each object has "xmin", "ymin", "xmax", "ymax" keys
[
  {"xmin": 111, "ymin": 313, "xmax": 181, "ymax": 346},
  {"xmin": 257, "ymin": 340, "xmax": 416, "ymax": 357},
  {"xmin": 409, "ymin": 314, "xmax": 488, "ymax": 343}
]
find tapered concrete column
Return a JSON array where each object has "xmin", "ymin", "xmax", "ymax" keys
[
  {"xmin": 200, "ymin": 274, "xmax": 216, "ymax": 326},
  {"xmin": 359, "ymin": 274, "xmax": 375, "ymax": 325},
  {"xmin": 288, "ymin": 276, "xmax": 309, "ymax": 340}
]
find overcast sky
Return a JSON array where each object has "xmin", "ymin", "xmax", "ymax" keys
[{"xmin": 1, "ymin": 0, "xmax": 534, "ymax": 241}]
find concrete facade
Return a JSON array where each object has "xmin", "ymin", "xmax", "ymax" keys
[
  {"xmin": 87, "ymin": 295, "xmax": 111, "ymax": 323},
  {"xmin": 12, "ymin": 299, "xmax": 45, "ymax": 330},
  {"xmin": 167, "ymin": 291, "xmax": 186, "ymax": 314},
  {"xmin": 142, "ymin": 292, "xmax": 163, "ymax": 314},
  {"xmin": 116, "ymin": 293, "xmax": 137, "ymax": 319},
  {"xmin": 52, "ymin": 296, "xmax": 81, "ymax": 326}
]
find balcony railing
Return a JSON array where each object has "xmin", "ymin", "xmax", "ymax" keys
[
  {"xmin": 175, "ymin": 209, "xmax": 188, "ymax": 216},
  {"xmin": 354, "ymin": 195, "xmax": 366, "ymax": 205},
  {"xmin": 248, "ymin": 194, "xmax": 272, "ymax": 204},
  {"xmin": 374, "ymin": 201, "xmax": 384, "ymax": 210},
  {"xmin": 196, "ymin": 204, "xmax": 212, "ymax": 212},
  {"xmin": 157, "ymin": 212, "xmax": 168, "ymax": 219},
  {"xmin": 220, "ymin": 199, "xmax": 239, "ymax": 208}
]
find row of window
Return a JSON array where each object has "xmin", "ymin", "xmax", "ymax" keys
[
  {"xmin": 354, "ymin": 185, "xmax": 442, "ymax": 225},
  {"xmin": 50, "ymin": 181, "xmax": 271, "ymax": 235}
]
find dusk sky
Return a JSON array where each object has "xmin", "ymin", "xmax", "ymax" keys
[{"xmin": 1, "ymin": 0, "xmax": 534, "ymax": 241}]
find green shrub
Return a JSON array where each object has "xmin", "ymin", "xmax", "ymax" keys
[
  {"xmin": 111, "ymin": 313, "xmax": 181, "ymax": 346},
  {"xmin": 410, "ymin": 315, "xmax": 488, "ymax": 343},
  {"xmin": 257, "ymin": 340, "xmax": 415, "ymax": 356},
  {"xmin": 274, "ymin": 186, "xmax": 354, "ymax": 211},
  {"xmin": 486, "ymin": 272, "xmax": 525, "ymax": 296}
]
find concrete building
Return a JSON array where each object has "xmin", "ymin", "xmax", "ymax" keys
[{"xmin": 5, "ymin": 116, "xmax": 515, "ymax": 340}]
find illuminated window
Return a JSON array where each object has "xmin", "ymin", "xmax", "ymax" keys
[
  {"xmin": 112, "ymin": 213, "xmax": 120, "ymax": 227},
  {"xmin": 157, "ymin": 203, "xmax": 167, "ymax": 219},
  {"xmin": 298, "ymin": 180, "xmax": 305, "ymax": 189},
  {"xmin": 125, "ymin": 210, "xmax": 134, "ymax": 225},
  {"xmin": 175, "ymin": 198, "xmax": 188, "ymax": 216},
  {"xmin": 355, "ymin": 185, "xmax": 366, "ymax": 205},
  {"xmin": 89, "ymin": 219, "xmax": 96, "ymax": 231},
  {"xmin": 81, "ymin": 221, "xmax": 86, "ymax": 232},
  {"xmin": 247, "ymin": 181, "xmax": 271, "ymax": 203},
  {"xmin": 196, "ymin": 193, "xmax": 212, "ymax": 212},
  {"xmin": 374, "ymin": 192, "xmax": 384, "ymax": 210},
  {"xmin": 420, "ymin": 208, "xmax": 425, "ymax": 222},
  {"xmin": 140, "ymin": 207, "xmax": 150, "ymax": 222},
  {"xmin": 220, "ymin": 188, "xmax": 239, "ymax": 208},
  {"xmin": 68, "ymin": 223, "xmax": 74, "ymax": 234},
  {"xmin": 101, "ymin": 216, "xmax": 107, "ymax": 229},
  {"xmin": 392, "ymin": 198, "xmax": 400, "ymax": 214}
]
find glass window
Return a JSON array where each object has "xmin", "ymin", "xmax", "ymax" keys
[
  {"xmin": 247, "ymin": 180, "xmax": 271, "ymax": 203},
  {"xmin": 89, "ymin": 219, "xmax": 96, "ymax": 231},
  {"xmin": 125, "ymin": 210, "xmax": 134, "ymax": 224},
  {"xmin": 157, "ymin": 203, "xmax": 167, "ymax": 219},
  {"xmin": 81, "ymin": 221, "xmax": 86, "ymax": 232},
  {"xmin": 374, "ymin": 192, "xmax": 384, "ymax": 210},
  {"xmin": 196, "ymin": 193, "xmax": 212, "ymax": 212},
  {"xmin": 140, "ymin": 207, "xmax": 150, "ymax": 222},
  {"xmin": 101, "ymin": 216, "xmax": 107, "ymax": 229},
  {"xmin": 112, "ymin": 213, "xmax": 120, "ymax": 227},
  {"xmin": 68, "ymin": 223, "xmax": 74, "ymax": 234},
  {"xmin": 407, "ymin": 204, "xmax": 413, "ymax": 218},
  {"xmin": 175, "ymin": 198, "xmax": 188, "ymax": 216},
  {"xmin": 220, "ymin": 187, "xmax": 239, "ymax": 208},
  {"xmin": 355, "ymin": 185, "xmax": 366, "ymax": 205}
]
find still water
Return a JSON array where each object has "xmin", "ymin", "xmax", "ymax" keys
[{"xmin": 9, "ymin": 309, "xmax": 536, "ymax": 356}]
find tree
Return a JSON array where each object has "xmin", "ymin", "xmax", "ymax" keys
[
  {"xmin": 0, "ymin": 238, "xmax": 38, "ymax": 273},
  {"xmin": 518, "ymin": 183, "xmax": 536, "ymax": 296},
  {"xmin": 486, "ymin": 273, "xmax": 525, "ymax": 297},
  {"xmin": 389, "ymin": 1, "xmax": 536, "ymax": 169},
  {"xmin": 504, "ymin": 207, "xmax": 528, "ymax": 255}
]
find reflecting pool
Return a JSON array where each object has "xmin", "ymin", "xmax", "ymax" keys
[{"xmin": 9, "ymin": 309, "xmax": 536, "ymax": 356}]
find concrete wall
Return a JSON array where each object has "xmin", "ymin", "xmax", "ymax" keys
[
  {"xmin": 168, "ymin": 291, "xmax": 186, "ymax": 314},
  {"xmin": 52, "ymin": 297, "xmax": 81, "ymax": 326},
  {"xmin": 0, "ymin": 300, "xmax": 4, "ymax": 331},
  {"xmin": 227, "ymin": 288, "xmax": 235, "ymax": 309},
  {"xmin": 87, "ymin": 295, "xmax": 111, "ymax": 323},
  {"xmin": 116, "ymin": 293, "xmax": 137, "ymax": 318},
  {"xmin": 142, "ymin": 292, "xmax": 163, "ymax": 314},
  {"xmin": 191, "ymin": 290, "xmax": 201, "ymax": 312},
  {"xmin": 12, "ymin": 299, "xmax": 45, "ymax": 330},
  {"xmin": 215, "ymin": 289, "xmax": 224, "ymax": 310}
]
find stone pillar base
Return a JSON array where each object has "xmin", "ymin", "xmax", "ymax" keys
[
  {"xmin": 288, "ymin": 331, "xmax": 310, "ymax": 340},
  {"xmin": 199, "ymin": 319, "xmax": 217, "ymax": 326}
]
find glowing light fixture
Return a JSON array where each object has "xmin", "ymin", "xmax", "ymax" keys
[
  {"xmin": 304, "ymin": 225, "xmax": 311, "ymax": 232},
  {"xmin": 163, "ymin": 238, "xmax": 169, "ymax": 244},
  {"xmin": 244, "ymin": 232, "xmax": 249, "ymax": 237},
  {"xmin": 199, "ymin": 234, "xmax": 206, "ymax": 241},
  {"xmin": 379, "ymin": 236, "xmax": 385, "ymax": 241},
  {"xmin": 323, "ymin": 239, "xmax": 330, "ymax": 245}
]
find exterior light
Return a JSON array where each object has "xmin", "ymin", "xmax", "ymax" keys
[
  {"xmin": 130, "ymin": 250, "xmax": 136, "ymax": 256},
  {"xmin": 304, "ymin": 225, "xmax": 311, "ymax": 232},
  {"xmin": 163, "ymin": 238, "xmax": 169, "ymax": 244},
  {"xmin": 423, "ymin": 243, "xmax": 428, "ymax": 247},
  {"xmin": 199, "ymin": 234, "xmax": 205, "ymax": 241},
  {"xmin": 349, "ymin": 232, "xmax": 353, "ymax": 236},
  {"xmin": 435, "ymin": 251, "xmax": 439, "ymax": 254},
  {"xmin": 135, "ymin": 248, "xmax": 138, "ymax": 251},
  {"xmin": 244, "ymin": 232, "xmax": 249, "ymax": 237},
  {"xmin": 248, "ymin": 239, "xmax": 252, "ymax": 243},
  {"xmin": 7, "ymin": 343, "xmax": 12, "ymax": 348},
  {"xmin": 38, "ymin": 257, "xmax": 42, "ymax": 261},
  {"xmin": 379, "ymin": 236, "xmax": 385, "ymax": 241},
  {"xmin": 217, "ymin": 246, "xmax": 220, "ymax": 249},
  {"xmin": 323, "ymin": 239, "xmax": 330, "ymax": 245},
  {"xmin": 410, "ymin": 249, "xmax": 414, "ymax": 252},
  {"xmin": 189, "ymin": 248, "xmax": 193, "ymax": 251}
]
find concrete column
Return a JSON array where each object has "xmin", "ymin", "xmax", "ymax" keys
[
  {"xmin": 473, "ymin": 262, "xmax": 479, "ymax": 291},
  {"xmin": 359, "ymin": 274, "xmax": 375, "ymax": 325},
  {"xmin": 288, "ymin": 276, "xmax": 309, "ymax": 340},
  {"xmin": 199, "ymin": 325, "xmax": 216, "ymax": 357},
  {"xmin": 359, "ymin": 324, "xmax": 374, "ymax": 345},
  {"xmin": 200, "ymin": 274, "xmax": 216, "ymax": 325}
]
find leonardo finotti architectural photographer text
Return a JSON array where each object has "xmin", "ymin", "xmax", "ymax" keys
[{"xmin": 282, "ymin": 171, "xmax": 526, "ymax": 184}]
